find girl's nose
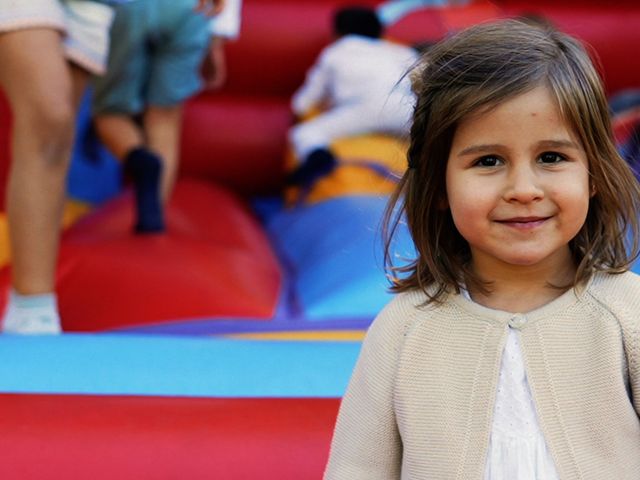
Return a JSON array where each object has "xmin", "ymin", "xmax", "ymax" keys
[{"xmin": 503, "ymin": 165, "xmax": 544, "ymax": 203}]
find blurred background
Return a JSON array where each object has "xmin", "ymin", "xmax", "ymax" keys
[{"xmin": 0, "ymin": 0, "xmax": 639, "ymax": 478}]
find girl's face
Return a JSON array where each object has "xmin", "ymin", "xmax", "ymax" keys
[{"xmin": 445, "ymin": 85, "xmax": 591, "ymax": 278}]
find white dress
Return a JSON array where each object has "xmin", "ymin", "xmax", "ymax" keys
[
  {"xmin": 460, "ymin": 291, "xmax": 560, "ymax": 479},
  {"xmin": 484, "ymin": 328, "xmax": 560, "ymax": 480}
]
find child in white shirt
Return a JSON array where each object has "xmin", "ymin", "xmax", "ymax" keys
[{"xmin": 288, "ymin": 6, "xmax": 417, "ymax": 187}]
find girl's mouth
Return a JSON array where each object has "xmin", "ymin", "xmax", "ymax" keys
[{"xmin": 496, "ymin": 216, "xmax": 550, "ymax": 229}]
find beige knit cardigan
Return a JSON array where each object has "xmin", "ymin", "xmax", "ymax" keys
[{"xmin": 324, "ymin": 271, "xmax": 640, "ymax": 479}]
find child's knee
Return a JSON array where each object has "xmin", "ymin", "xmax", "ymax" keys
[{"xmin": 22, "ymin": 97, "xmax": 76, "ymax": 163}]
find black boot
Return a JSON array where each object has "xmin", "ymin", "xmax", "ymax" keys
[{"xmin": 286, "ymin": 147, "xmax": 337, "ymax": 187}]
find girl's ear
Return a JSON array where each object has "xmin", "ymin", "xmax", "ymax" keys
[{"xmin": 590, "ymin": 182, "xmax": 597, "ymax": 198}]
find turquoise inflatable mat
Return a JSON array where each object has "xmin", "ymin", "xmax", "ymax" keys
[{"xmin": 0, "ymin": 334, "xmax": 360, "ymax": 398}]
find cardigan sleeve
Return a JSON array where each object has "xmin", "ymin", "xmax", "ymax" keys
[
  {"xmin": 622, "ymin": 306, "xmax": 640, "ymax": 417},
  {"xmin": 591, "ymin": 272, "xmax": 640, "ymax": 418},
  {"xmin": 611, "ymin": 274, "xmax": 640, "ymax": 418},
  {"xmin": 324, "ymin": 295, "xmax": 413, "ymax": 479}
]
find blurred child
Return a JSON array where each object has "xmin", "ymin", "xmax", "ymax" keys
[
  {"xmin": 91, "ymin": 0, "xmax": 238, "ymax": 233},
  {"xmin": 288, "ymin": 6, "xmax": 417, "ymax": 188}
]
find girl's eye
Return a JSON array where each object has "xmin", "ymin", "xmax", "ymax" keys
[
  {"xmin": 474, "ymin": 155, "xmax": 502, "ymax": 167},
  {"xmin": 539, "ymin": 152, "xmax": 566, "ymax": 164}
]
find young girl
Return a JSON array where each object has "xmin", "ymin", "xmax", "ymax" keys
[{"xmin": 324, "ymin": 20, "xmax": 640, "ymax": 479}]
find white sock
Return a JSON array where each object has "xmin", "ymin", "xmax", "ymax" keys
[{"xmin": 2, "ymin": 289, "xmax": 62, "ymax": 334}]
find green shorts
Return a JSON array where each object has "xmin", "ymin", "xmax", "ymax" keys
[{"xmin": 92, "ymin": 0, "xmax": 211, "ymax": 114}]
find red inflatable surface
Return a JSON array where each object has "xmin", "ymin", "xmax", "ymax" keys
[
  {"xmin": 54, "ymin": 178, "xmax": 281, "ymax": 332},
  {"xmin": 498, "ymin": 1, "xmax": 640, "ymax": 95},
  {"xmin": 221, "ymin": 0, "xmax": 379, "ymax": 98},
  {"xmin": 0, "ymin": 394, "xmax": 340, "ymax": 479},
  {"xmin": 180, "ymin": 95, "xmax": 290, "ymax": 195}
]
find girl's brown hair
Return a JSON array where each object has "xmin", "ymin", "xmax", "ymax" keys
[{"xmin": 384, "ymin": 19, "xmax": 640, "ymax": 303}]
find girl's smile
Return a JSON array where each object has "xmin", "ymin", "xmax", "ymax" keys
[
  {"xmin": 445, "ymin": 85, "xmax": 592, "ymax": 278},
  {"xmin": 495, "ymin": 216, "xmax": 550, "ymax": 230}
]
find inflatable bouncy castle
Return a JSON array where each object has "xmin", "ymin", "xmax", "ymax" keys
[{"xmin": 1, "ymin": 1, "xmax": 640, "ymax": 477}]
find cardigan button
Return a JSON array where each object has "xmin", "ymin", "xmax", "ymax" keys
[{"xmin": 508, "ymin": 314, "xmax": 527, "ymax": 329}]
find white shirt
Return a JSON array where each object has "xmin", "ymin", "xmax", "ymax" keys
[
  {"xmin": 208, "ymin": 0, "xmax": 241, "ymax": 39},
  {"xmin": 291, "ymin": 35, "xmax": 417, "ymax": 115},
  {"xmin": 460, "ymin": 290, "xmax": 560, "ymax": 479}
]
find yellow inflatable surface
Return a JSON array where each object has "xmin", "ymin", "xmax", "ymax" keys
[{"xmin": 285, "ymin": 133, "xmax": 409, "ymax": 206}]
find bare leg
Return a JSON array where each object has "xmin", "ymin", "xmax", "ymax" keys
[
  {"xmin": 144, "ymin": 105, "xmax": 183, "ymax": 202},
  {"xmin": 0, "ymin": 29, "xmax": 81, "ymax": 295},
  {"xmin": 95, "ymin": 104, "xmax": 183, "ymax": 201},
  {"xmin": 93, "ymin": 113, "xmax": 145, "ymax": 160},
  {"xmin": 0, "ymin": 29, "xmax": 87, "ymax": 333},
  {"xmin": 70, "ymin": 63, "xmax": 89, "ymax": 111}
]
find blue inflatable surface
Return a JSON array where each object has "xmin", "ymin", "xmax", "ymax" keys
[
  {"xmin": 0, "ymin": 334, "xmax": 360, "ymax": 397},
  {"xmin": 266, "ymin": 195, "xmax": 415, "ymax": 321}
]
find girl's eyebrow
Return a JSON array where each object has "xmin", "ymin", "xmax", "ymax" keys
[
  {"xmin": 536, "ymin": 139, "xmax": 582, "ymax": 150},
  {"xmin": 457, "ymin": 144, "xmax": 503, "ymax": 156},
  {"xmin": 457, "ymin": 139, "xmax": 581, "ymax": 157}
]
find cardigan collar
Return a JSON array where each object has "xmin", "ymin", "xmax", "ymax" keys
[{"xmin": 446, "ymin": 273, "xmax": 598, "ymax": 329}]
